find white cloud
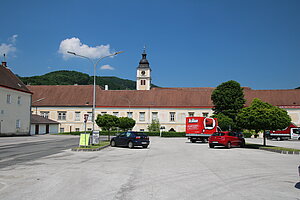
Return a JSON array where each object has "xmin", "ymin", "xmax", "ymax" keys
[
  {"xmin": 0, "ymin": 35, "xmax": 18, "ymax": 57},
  {"xmin": 100, "ymin": 64, "xmax": 115, "ymax": 70},
  {"xmin": 58, "ymin": 37, "xmax": 113, "ymax": 59},
  {"xmin": 8, "ymin": 34, "xmax": 18, "ymax": 44}
]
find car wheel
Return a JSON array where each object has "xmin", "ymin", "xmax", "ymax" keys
[
  {"xmin": 142, "ymin": 145, "xmax": 148, "ymax": 148},
  {"xmin": 110, "ymin": 140, "xmax": 116, "ymax": 147},
  {"xmin": 202, "ymin": 138, "xmax": 208, "ymax": 143},
  {"xmin": 209, "ymin": 144, "xmax": 214, "ymax": 148},
  {"xmin": 227, "ymin": 142, "xmax": 231, "ymax": 149},
  {"xmin": 240, "ymin": 141, "xmax": 245, "ymax": 148},
  {"xmin": 128, "ymin": 141, "xmax": 134, "ymax": 149},
  {"xmin": 191, "ymin": 139, "xmax": 196, "ymax": 143}
]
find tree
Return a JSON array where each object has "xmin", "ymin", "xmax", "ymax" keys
[
  {"xmin": 95, "ymin": 114, "xmax": 119, "ymax": 140},
  {"xmin": 212, "ymin": 113, "xmax": 235, "ymax": 131},
  {"xmin": 211, "ymin": 80, "xmax": 246, "ymax": 121},
  {"xmin": 147, "ymin": 119, "xmax": 160, "ymax": 132},
  {"xmin": 118, "ymin": 117, "xmax": 136, "ymax": 131},
  {"xmin": 237, "ymin": 98, "xmax": 291, "ymax": 146}
]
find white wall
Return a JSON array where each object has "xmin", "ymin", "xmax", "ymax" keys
[
  {"xmin": 0, "ymin": 87, "xmax": 31, "ymax": 135},
  {"xmin": 30, "ymin": 124, "xmax": 59, "ymax": 135}
]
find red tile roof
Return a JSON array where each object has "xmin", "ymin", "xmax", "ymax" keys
[
  {"xmin": 0, "ymin": 63, "xmax": 32, "ymax": 94},
  {"xmin": 28, "ymin": 85, "xmax": 300, "ymax": 108}
]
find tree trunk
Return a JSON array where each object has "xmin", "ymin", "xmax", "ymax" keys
[{"xmin": 263, "ymin": 130, "xmax": 266, "ymax": 146}]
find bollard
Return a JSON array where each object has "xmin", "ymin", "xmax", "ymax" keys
[{"xmin": 298, "ymin": 165, "xmax": 300, "ymax": 177}]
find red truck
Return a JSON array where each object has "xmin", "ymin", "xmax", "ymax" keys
[
  {"xmin": 266, "ymin": 123, "xmax": 300, "ymax": 141},
  {"xmin": 186, "ymin": 117, "xmax": 220, "ymax": 143}
]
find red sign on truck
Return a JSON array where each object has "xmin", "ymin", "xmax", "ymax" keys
[{"xmin": 186, "ymin": 117, "xmax": 219, "ymax": 143}]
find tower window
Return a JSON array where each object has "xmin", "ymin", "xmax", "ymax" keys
[{"xmin": 141, "ymin": 80, "xmax": 146, "ymax": 85}]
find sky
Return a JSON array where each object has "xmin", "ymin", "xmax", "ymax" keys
[{"xmin": 1, "ymin": 0, "xmax": 299, "ymax": 90}]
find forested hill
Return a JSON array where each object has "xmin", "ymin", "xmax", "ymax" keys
[{"xmin": 19, "ymin": 70, "xmax": 153, "ymax": 90}]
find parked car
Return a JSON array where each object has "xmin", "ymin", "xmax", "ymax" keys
[
  {"xmin": 208, "ymin": 131, "xmax": 245, "ymax": 149},
  {"xmin": 110, "ymin": 131, "xmax": 150, "ymax": 149}
]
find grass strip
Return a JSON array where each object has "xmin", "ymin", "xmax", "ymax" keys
[{"xmin": 73, "ymin": 141, "xmax": 110, "ymax": 150}]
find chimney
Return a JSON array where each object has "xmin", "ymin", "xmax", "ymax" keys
[{"xmin": 105, "ymin": 85, "xmax": 109, "ymax": 90}]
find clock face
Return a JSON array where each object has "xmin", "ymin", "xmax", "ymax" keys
[{"xmin": 141, "ymin": 71, "xmax": 146, "ymax": 75}]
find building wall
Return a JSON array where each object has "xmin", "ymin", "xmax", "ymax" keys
[
  {"xmin": 0, "ymin": 87, "xmax": 31, "ymax": 136},
  {"xmin": 284, "ymin": 108, "xmax": 300, "ymax": 126},
  {"xmin": 33, "ymin": 106, "xmax": 213, "ymax": 132},
  {"xmin": 30, "ymin": 124, "xmax": 59, "ymax": 135}
]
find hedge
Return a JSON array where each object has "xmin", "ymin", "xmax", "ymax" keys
[{"xmin": 56, "ymin": 131, "xmax": 186, "ymax": 137}]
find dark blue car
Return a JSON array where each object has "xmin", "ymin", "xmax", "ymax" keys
[{"xmin": 110, "ymin": 131, "xmax": 150, "ymax": 149}]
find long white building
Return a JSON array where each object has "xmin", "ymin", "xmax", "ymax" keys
[{"xmin": 28, "ymin": 51, "xmax": 300, "ymax": 133}]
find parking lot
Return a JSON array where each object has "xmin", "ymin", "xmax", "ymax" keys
[{"xmin": 0, "ymin": 136, "xmax": 299, "ymax": 200}]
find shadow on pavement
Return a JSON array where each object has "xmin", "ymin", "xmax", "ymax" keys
[{"xmin": 295, "ymin": 182, "xmax": 300, "ymax": 189}]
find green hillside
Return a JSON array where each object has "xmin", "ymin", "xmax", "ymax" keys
[{"xmin": 19, "ymin": 70, "xmax": 157, "ymax": 90}]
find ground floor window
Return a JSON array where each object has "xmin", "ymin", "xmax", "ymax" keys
[
  {"xmin": 16, "ymin": 119, "xmax": 21, "ymax": 129},
  {"xmin": 60, "ymin": 128, "xmax": 64, "ymax": 133},
  {"xmin": 75, "ymin": 128, "xmax": 80, "ymax": 132}
]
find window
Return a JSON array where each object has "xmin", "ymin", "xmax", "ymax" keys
[
  {"xmin": 139, "ymin": 112, "xmax": 145, "ymax": 121},
  {"xmin": 58, "ymin": 111, "xmax": 66, "ymax": 120},
  {"xmin": 75, "ymin": 112, "xmax": 80, "ymax": 121},
  {"xmin": 75, "ymin": 128, "xmax": 80, "ymax": 132},
  {"xmin": 87, "ymin": 128, "xmax": 92, "ymax": 131},
  {"xmin": 7, "ymin": 94, "xmax": 11, "ymax": 104},
  {"xmin": 152, "ymin": 112, "xmax": 158, "ymax": 121},
  {"xmin": 202, "ymin": 112, "xmax": 209, "ymax": 117},
  {"xmin": 87, "ymin": 112, "xmax": 92, "ymax": 121},
  {"xmin": 141, "ymin": 80, "xmax": 146, "ymax": 85},
  {"xmin": 113, "ymin": 112, "xmax": 119, "ymax": 117},
  {"xmin": 16, "ymin": 120, "xmax": 21, "ymax": 129},
  {"xmin": 170, "ymin": 112, "xmax": 175, "ymax": 122},
  {"xmin": 127, "ymin": 112, "xmax": 133, "ymax": 118},
  {"xmin": 101, "ymin": 112, "xmax": 107, "ymax": 115},
  {"xmin": 188, "ymin": 112, "xmax": 194, "ymax": 117},
  {"xmin": 60, "ymin": 128, "xmax": 64, "ymax": 133},
  {"xmin": 140, "ymin": 129, "xmax": 145, "ymax": 132},
  {"xmin": 40, "ymin": 111, "xmax": 49, "ymax": 119},
  {"xmin": 17, "ymin": 96, "xmax": 21, "ymax": 105}
]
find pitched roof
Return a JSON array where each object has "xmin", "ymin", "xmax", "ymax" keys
[
  {"xmin": 28, "ymin": 85, "xmax": 300, "ymax": 108},
  {"xmin": 31, "ymin": 114, "xmax": 59, "ymax": 124},
  {"xmin": 28, "ymin": 85, "xmax": 100, "ymax": 107},
  {"xmin": 0, "ymin": 63, "xmax": 32, "ymax": 94}
]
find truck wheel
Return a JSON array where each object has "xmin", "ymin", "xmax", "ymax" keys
[
  {"xmin": 191, "ymin": 139, "xmax": 196, "ymax": 143},
  {"xmin": 227, "ymin": 142, "xmax": 231, "ymax": 149},
  {"xmin": 209, "ymin": 144, "xmax": 214, "ymax": 148},
  {"xmin": 277, "ymin": 137, "xmax": 281, "ymax": 141},
  {"xmin": 202, "ymin": 138, "xmax": 208, "ymax": 143}
]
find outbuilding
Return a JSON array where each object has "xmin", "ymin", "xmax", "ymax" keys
[{"xmin": 30, "ymin": 114, "xmax": 59, "ymax": 135}]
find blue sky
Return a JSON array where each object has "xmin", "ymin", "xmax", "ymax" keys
[{"xmin": 1, "ymin": 0, "xmax": 299, "ymax": 89}]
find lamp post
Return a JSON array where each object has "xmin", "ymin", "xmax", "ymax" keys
[{"xmin": 67, "ymin": 51, "xmax": 124, "ymax": 134}]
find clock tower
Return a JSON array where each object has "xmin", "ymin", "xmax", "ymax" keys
[{"xmin": 136, "ymin": 48, "xmax": 151, "ymax": 90}]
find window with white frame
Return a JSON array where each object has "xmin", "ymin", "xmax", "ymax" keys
[
  {"xmin": 16, "ymin": 119, "xmax": 21, "ymax": 129},
  {"xmin": 139, "ymin": 112, "xmax": 145, "ymax": 121},
  {"xmin": 188, "ymin": 112, "xmax": 194, "ymax": 117},
  {"xmin": 17, "ymin": 96, "xmax": 21, "ymax": 105},
  {"xmin": 170, "ymin": 112, "xmax": 175, "ymax": 122},
  {"xmin": 75, "ymin": 112, "xmax": 80, "ymax": 121},
  {"xmin": 152, "ymin": 112, "xmax": 158, "ymax": 121},
  {"xmin": 60, "ymin": 128, "xmax": 64, "ymax": 133},
  {"xmin": 127, "ymin": 112, "xmax": 133, "ymax": 118},
  {"xmin": 87, "ymin": 112, "xmax": 92, "ymax": 121},
  {"xmin": 202, "ymin": 112, "xmax": 209, "ymax": 117},
  {"xmin": 75, "ymin": 128, "xmax": 80, "ymax": 132},
  {"xmin": 113, "ymin": 112, "xmax": 119, "ymax": 117},
  {"xmin": 40, "ymin": 111, "xmax": 49, "ymax": 119},
  {"xmin": 7, "ymin": 94, "xmax": 11, "ymax": 104},
  {"xmin": 58, "ymin": 111, "xmax": 66, "ymax": 120},
  {"xmin": 101, "ymin": 112, "xmax": 107, "ymax": 115}
]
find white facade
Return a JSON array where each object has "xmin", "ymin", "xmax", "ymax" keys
[
  {"xmin": 0, "ymin": 87, "xmax": 31, "ymax": 135},
  {"xmin": 33, "ymin": 107, "xmax": 213, "ymax": 132},
  {"xmin": 30, "ymin": 124, "xmax": 59, "ymax": 135},
  {"xmin": 136, "ymin": 68, "xmax": 151, "ymax": 90}
]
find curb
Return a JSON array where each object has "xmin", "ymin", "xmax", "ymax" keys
[
  {"xmin": 259, "ymin": 147, "xmax": 300, "ymax": 155},
  {"xmin": 71, "ymin": 144, "xmax": 110, "ymax": 152}
]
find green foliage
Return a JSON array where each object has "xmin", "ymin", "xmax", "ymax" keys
[
  {"xmin": 95, "ymin": 114, "xmax": 119, "ymax": 131},
  {"xmin": 212, "ymin": 113, "xmax": 235, "ymax": 131},
  {"xmin": 242, "ymin": 131, "xmax": 253, "ymax": 138},
  {"xmin": 237, "ymin": 98, "xmax": 291, "ymax": 145},
  {"xmin": 211, "ymin": 80, "xmax": 246, "ymax": 120},
  {"xmin": 19, "ymin": 70, "xmax": 158, "ymax": 90},
  {"xmin": 118, "ymin": 117, "xmax": 136, "ymax": 131},
  {"xmin": 147, "ymin": 119, "xmax": 161, "ymax": 132}
]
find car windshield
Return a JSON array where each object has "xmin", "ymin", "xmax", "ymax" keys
[{"xmin": 212, "ymin": 132, "xmax": 225, "ymax": 136}]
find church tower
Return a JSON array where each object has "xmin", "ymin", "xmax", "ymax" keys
[{"xmin": 136, "ymin": 47, "xmax": 151, "ymax": 90}]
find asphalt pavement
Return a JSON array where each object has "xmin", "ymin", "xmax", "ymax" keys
[{"xmin": 0, "ymin": 136, "xmax": 299, "ymax": 200}]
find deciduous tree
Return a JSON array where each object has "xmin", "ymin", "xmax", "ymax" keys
[{"xmin": 118, "ymin": 117, "xmax": 136, "ymax": 131}]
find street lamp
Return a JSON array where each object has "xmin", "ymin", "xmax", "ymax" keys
[{"xmin": 67, "ymin": 50, "xmax": 124, "ymax": 134}]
